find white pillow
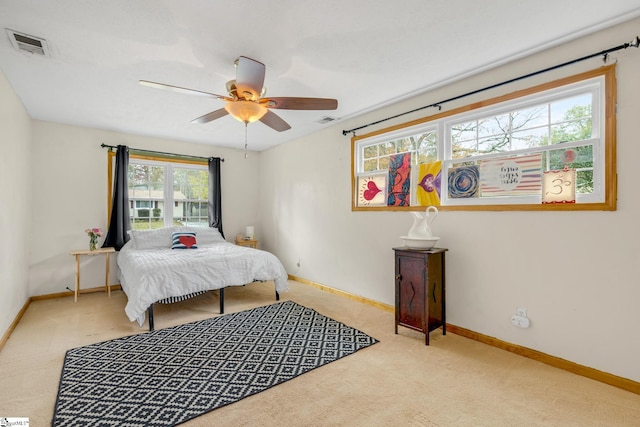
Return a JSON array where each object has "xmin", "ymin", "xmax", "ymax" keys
[
  {"xmin": 130, "ymin": 227, "xmax": 176, "ymax": 249},
  {"xmin": 130, "ymin": 226, "xmax": 225, "ymax": 249},
  {"xmin": 178, "ymin": 226, "xmax": 226, "ymax": 245}
]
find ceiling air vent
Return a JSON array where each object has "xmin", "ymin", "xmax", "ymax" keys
[
  {"xmin": 317, "ymin": 116, "xmax": 336, "ymax": 124},
  {"xmin": 6, "ymin": 29, "xmax": 50, "ymax": 56}
]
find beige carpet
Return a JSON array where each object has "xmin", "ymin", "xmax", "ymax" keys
[{"xmin": 1, "ymin": 280, "xmax": 639, "ymax": 426}]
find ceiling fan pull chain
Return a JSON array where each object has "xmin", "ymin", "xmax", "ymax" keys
[{"xmin": 244, "ymin": 121, "xmax": 249, "ymax": 159}]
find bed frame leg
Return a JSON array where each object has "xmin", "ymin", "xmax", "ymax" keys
[
  {"xmin": 148, "ymin": 305, "xmax": 155, "ymax": 332},
  {"xmin": 219, "ymin": 288, "xmax": 224, "ymax": 314},
  {"xmin": 275, "ymin": 290, "xmax": 280, "ymax": 301}
]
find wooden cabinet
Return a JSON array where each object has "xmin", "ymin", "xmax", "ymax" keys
[{"xmin": 394, "ymin": 247, "xmax": 447, "ymax": 345}]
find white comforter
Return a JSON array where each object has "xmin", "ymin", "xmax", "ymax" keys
[{"xmin": 117, "ymin": 240, "xmax": 288, "ymax": 325}]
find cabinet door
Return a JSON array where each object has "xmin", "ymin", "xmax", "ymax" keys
[
  {"xmin": 397, "ymin": 254, "xmax": 426, "ymax": 329},
  {"xmin": 426, "ymin": 254, "xmax": 443, "ymax": 331}
]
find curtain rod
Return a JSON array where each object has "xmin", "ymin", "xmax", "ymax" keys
[
  {"xmin": 100, "ymin": 143, "xmax": 224, "ymax": 162},
  {"xmin": 342, "ymin": 35, "xmax": 640, "ymax": 137}
]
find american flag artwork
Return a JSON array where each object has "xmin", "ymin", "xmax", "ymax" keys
[{"xmin": 479, "ymin": 153, "xmax": 542, "ymax": 197}]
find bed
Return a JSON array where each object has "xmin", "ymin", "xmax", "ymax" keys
[{"xmin": 117, "ymin": 226, "xmax": 288, "ymax": 329}]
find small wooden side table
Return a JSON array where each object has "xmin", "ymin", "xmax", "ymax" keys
[
  {"xmin": 235, "ymin": 238, "xmax": 258, "ymax": 248},
  {"xmin": 69, "ymin": 247, "xmax": 115, "ymax": 302}
]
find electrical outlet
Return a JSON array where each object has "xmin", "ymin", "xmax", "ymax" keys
[
  {"xmin": 511, "ymin": 314, "xmax": 530, "ymax": 328},
  {"xmin": 516, "ymin": 307, "xmax": 527, "ymax": 317}
]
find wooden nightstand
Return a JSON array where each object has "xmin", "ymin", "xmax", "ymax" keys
[{"xmin": 235, "ymin": 238, "xmax": 258, "ymax": 248}]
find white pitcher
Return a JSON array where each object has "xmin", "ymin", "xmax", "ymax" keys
[{"xmin": 407, "ymin": 206, "xmax": 438, "ymax": 239}]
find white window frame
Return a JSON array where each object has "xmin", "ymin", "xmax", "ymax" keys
[
  {"xmin": 351, "ymin": 66, "xmax": 616, "ymax": 211},
  {"xmin": 440, "ymin": 77, "xmax": 603, "ymax": 206},
  {"xmin": 107, "ymin": 151, "xmax": 209, "ymax": 227},
  {"xmin": 127, "ymin": 158, "xmax": 209, "ymax": 228}
]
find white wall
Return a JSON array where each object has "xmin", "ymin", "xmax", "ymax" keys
[
  {"xmin": 259, "ymin": 18, "xmax": 640, "ymax": 382},
  {"xmin": 0, "ymin": 68, "xmax": 32, "ymax": 336},
  {"xmin": 28, "ymin": 121, "xmax": 261, "ymax": 297},
  {"xmin": 4, "ymin": 14, "xmax": 638, "ymax": 385}
]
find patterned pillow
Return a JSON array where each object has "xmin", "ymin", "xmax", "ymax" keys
[{"xmin": 171, "ymin": 232, "xmax": 198, "ymax": 249}]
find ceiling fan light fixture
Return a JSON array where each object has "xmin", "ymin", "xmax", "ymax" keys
[{"xmin": 224, "ymin": 100, "xmax": 267, "ymax": 123}]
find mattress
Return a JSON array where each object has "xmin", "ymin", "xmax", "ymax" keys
[{"xmin": 117, "ymin": 240, "xmax": 288, "ymax": 325}]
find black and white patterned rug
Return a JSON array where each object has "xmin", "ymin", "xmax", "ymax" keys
[{"xmin": 52, "ymin": 300, "xmax": 378, "ymax": 426}]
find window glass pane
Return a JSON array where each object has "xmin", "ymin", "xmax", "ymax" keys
[
  {"xmin": 379, "ymin": 156, "xmax": 390, "ymax": 170},
  {"xmin": 551, "ymin": 118, "xmax": 592, "ymax": 144},
  {"xmin": 548, "ymin": 146, "xmax": 593, "ymax": 170},
  {"xmin": 408, "ymin": 132, "xmax": 436, "ymax": 164},
  {"xmin": 451, "ymin": 120, "xmax": 476, "ymax": 145},
  {"xmin": 550, "ymin": 94, "xmax": 591, "ymax": 123},
  {"xmin": 452, "ymin": 137, "xmax": 479, "ymax": 158},
  {"xmin": 379, "ymin": 142, "xmax": 396, "ymax": 155},
  {"xmin": 361, "ymin": 130, "xmax": 438, "ymax": 172},
  {"xmin": 363, "ymin": 145, "xmax": 377, "ymax": 159},
  {"xmin": 173, "ymin": 168, "xmax": 208, "ymax": 227},
  {"xmin": 576, "ymin": 169, "xmax": 593, "ymax": 194},
  {"xmin": 127, "ymin": 161, "xmax": 208, "ymax": 229},
  {"xmin": 477, "ymin": 114, "xmax": 509, "ymax": 139},
  {"xmin": 128, "ymin": 164, "xmax": 165, "ymax": 230},
  {"xmin": 397, "ymin": 137, "xmax": 413, "ymax": 152},
  {"xmin": 417, "ymin": 132, "xmax": 437, "ymax": 150},
  {"xmin": 363, "ymin": 159, "xmax": 378, "ymax": 172},
  {"xmin": 511, "ymin": 126, "xmax": 549, "ymax": 150},
  {"xmin": 511, "ymin": 105, "xmax": 548, "ymax": 129},
  {"xmin": 477, "ymin": 135, "xmax": 509, "ymax": 154}
]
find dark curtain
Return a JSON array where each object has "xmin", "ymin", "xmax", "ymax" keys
[
  {"xmin": 208, "ymin": 157, "xmax": 224, "ymax": 238},
  {"xmin": 102, "ymin": 145, "xmax": 131, "ymax": 250}
]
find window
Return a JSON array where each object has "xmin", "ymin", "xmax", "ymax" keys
[
  {"xmin": 127, "ymin": 158, "xmax": 209, "ymax": 230},
  {"xmin": 352, "ymin": 66, "xmax": 616, "ymax": 211}
]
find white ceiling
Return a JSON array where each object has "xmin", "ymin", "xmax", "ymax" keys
[{"xmin": 1, "ymin": 1, "xmax": 639, "ymax": 151}]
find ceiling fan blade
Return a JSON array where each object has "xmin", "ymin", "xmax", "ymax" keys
[
  {"xmin": 235, "ymin": 56, "xmax": 265, "ymax": 101},
  {"xmin": 259, "ymin": 110, "xmax": 291, "ymax": 132},
  {"xmin": 191, "ymin": 108, "xmax": 229, "ymax": 124},
  {"xmin": 262, "ymin": 97, "xmax": 338, "ymax": 110},
  {"xmin": 139, "ymin": 80, "xmax": 227, "ymax": 99}
]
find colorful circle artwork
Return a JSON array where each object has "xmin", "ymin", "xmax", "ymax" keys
[{"xmin": 448, "ymin": 165, "xmax": 480, "ymax": 198}]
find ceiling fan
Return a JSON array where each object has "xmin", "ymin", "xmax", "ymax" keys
[{"xmin": 139, "ymin": 56, "xmax": 338, "ymax": 132}]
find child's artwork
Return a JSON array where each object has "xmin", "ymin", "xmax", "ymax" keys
[
  {"xmin": 480, "ymin": 153, "xmax": 542, "ymax": 197},
  {"xmin": 542, "ymin": 169, "xmax": 576, "ymax": 204},
  {"xmin": 448, "ymin": 165, "xmax": 479, "ymax": 198},
  {"xmin": 416, "ymin": 161, "xmax": 442, "ymax": 206},
  {"xmin": 387, "ymin": 153, "xmax": 411, "ymax": 206},
  {"xmin": 356, "ymin": 174, "xmax": 387, "ymax": 206}
]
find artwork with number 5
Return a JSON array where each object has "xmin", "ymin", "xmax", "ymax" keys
[{"xmin": 542, "ymin": 169, "xmax": 576, "ymax": 204}]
